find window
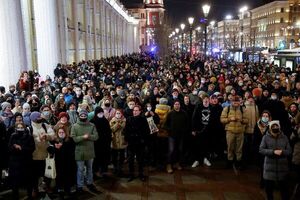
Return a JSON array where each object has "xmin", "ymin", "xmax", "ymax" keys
[
  {"xmin": 280, "ymin": 18, "xmax": 284, "ymax": 23},
  {"xmin": 281, "ymin": 8, "xmax": 284, "ymax": 13}
]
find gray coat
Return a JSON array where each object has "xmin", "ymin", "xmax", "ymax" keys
[
  {"xmin": 259, "ymin": 132, "xmax": 291, "ymax": 181},
  {"xmin": 291, "ymin": 128, "xmax": 300, "ymax": 165}
]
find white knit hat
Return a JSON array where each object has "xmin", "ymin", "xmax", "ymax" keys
[{"xmin": 269, "ymin": 120, "xmax": 280, "ymax": 129}]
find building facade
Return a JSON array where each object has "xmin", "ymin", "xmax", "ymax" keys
[
  {"xmin": 126, "ymin": 0, "xmax": 165, "ymax": 48},
  {"xmin": 0, "ymin": 0, "xmax": 140, "ymax": 89}
]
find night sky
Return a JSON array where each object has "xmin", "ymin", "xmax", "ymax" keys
[{"xmin": 121, "ymin": 0, "xmax": 277, "ymax": 26}]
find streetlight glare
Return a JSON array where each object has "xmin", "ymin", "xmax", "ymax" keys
[
  {"xmin": 175, "ymin": 28, "xmax": 179, "ymax": 33},
  {"xmin": 188, "ymin": 17, "xmax": 194, "ymax": 25},
  {"xmin": 239, "ymin": 6, "xmax": 248, "ymax": 13},
  {"xmin": 196, "ymin": 26, "xmax": 201, "ymax": 31},
  {"xmin": 202, "ymin": 4, "xmax": 211, "ymax": 17},
  {"xmin": 180, "ymin": 23, "xmax": 185, "ymax": 30},
  {"xmin": 210, "ymin": 21, "xmax": 215, "ymax": 26},
  {"xmin": 225, "ymin": 15, "xmax": 232, "ymax": 20}
]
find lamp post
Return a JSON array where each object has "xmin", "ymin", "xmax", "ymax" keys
[
  {"xmin": 210, "ymin": 20, "xmax": 215, "ymax": 56},
  {"xmin": 188, "ymin": 17, "xmax": 194, "ymax": 57},
  {"xmin": 239, "ymin": 6, "xmax": 248, "ymax": 49},
  {"xmin": 175, "ymin": 28, "xmax": 180, "ymax": 54},
  {"xmin": 180, "ymin": 23, "xmax": 185, "ymax": 54},
  {"xmin": 202, "ymin": 4, "xmax": 211, "ymax": 58}
]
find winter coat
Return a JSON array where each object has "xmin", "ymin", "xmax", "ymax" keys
[
  {"xmin": 110, "ymin": 117, "xmax": 127, "ymax": 149},
  {"xmin": 155, "ymin": 104, "xmax": 171, "ymax": 137},
  {"xmin": 22, "ymin": 112, "xmax": 31, "ymax": 126},
  {"xmin": 67, "ymin": 110, "xmax": 78, "ymax": 124},
  {"xmin": 71, "ymin": 120, "xmax": 98, "ymax": 160},
  {"xmin": 0, "ymin": 121, "xmax": 8, "ymax": 169},
  {"xmin": 244, "ymin": 102, "xmax": 259, "ymax": 134},
  {"xmin": 220, "ymin": 106, "xmax": 248, "ymax": 134},
  {"xmin": 124, "ymin": 115, "xmax": 150, "ymax": 145},
  {"xmin": 291, "ymin": 128, "xmax": 300, "ymax": 165},
  {"xmin": 259, "ymin": 132, "xmax": 291, "ymax": 181},
  {"xmin": 54, "ymin": 138, "xmax": 76, "ymax": 188},
  {"xmin": 164, "ymin": 109, "xmax": 189, "ymax": 137},
  {"xmin": 8, "ymin": 130, "xmax": 35, "ymax": 187},
  {"xmin": 31, "ymin": 122, "xmax": 55, "ymax": 160}
]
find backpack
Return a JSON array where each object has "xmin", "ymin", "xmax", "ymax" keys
[{"xmin": 226, "ymin": 105, "xmax": 245, "ymax": 116}]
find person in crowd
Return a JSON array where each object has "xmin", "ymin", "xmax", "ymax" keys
[
  {"xmin": 71, "ymin": 109, "xmax": 99, "ymax": 193},
  {"xmin": 290, "ymin": 126, "xmax": 300, "ymax": 198},
  {"xmin": 243, "ymin": 95, "xmax": 259, "ymax": 164},
  {"xmin": 253, "ymin": 110, "xmax": 272, "ymax": 188},
  {"xmin": 0, "ymin": 119, "xmax": 7, "ymax": 189},
  {"xmin": 143, "ymin": 103, "xmax": 160, "ymax": 169},
  {"xmin": 22, "ymin": 103, "xmax": 31, "ymax": 126},
  {"xmin": 53, "ymin": 112, "xmax": 72, "ymax": 136},
  {"xmin": 164, "ymin": 100, "xmax": 189, "ymax": 173},
  {"xmin": 8, "ymin": 122, "xmax": 35, "ymax": 200},
  {"xmin": 40, "ymin": 105, "xmax": 58, "ymax": 127},
  {"xmin": 124, "ymin": 105, "xmax": 150, "ymax": 182},
  {"xmin": 29, "ymin": 111, "xmax": 55, "ymax": 197},
  {"xmin": 261, "ymin": 91, "xmax": 292, "ymax": 138},
  {"xmin": 259, "ymin": 120, "xmax": 291, "ymax": 200},
  {"xmin": 67, "ymin": 102, "xmax": 78, "ymax": 125},
  {"xmin": 110, "ymin": 109, "xmax": 127, "ymax": 176},
  {"xmin": 220, "ymin": 96, "xmax": 248, "ymax": 169},
  {"xmin": 1, "ymin": 102, "xmax": 14, "ymax": 128},
  {"xmin": 53, "ymin": 127, "xmax": 76, "ymax": 199},
  {"xmin": 123, "ymin": 100, "xmax": 135, "ymax": 119},
  {"xmin": 91, "ymin": 107, "xmax": 112, "ymax": 178},
  {"xmin": 191, "ymin": 94, "xmax": 213, "ymax": 168},
  {"xmin": 101, "ymin": 97, "xmax": 116, "ymax": 121}
]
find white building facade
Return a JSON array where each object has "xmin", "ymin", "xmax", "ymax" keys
[{"xmin": 0, "ymin": 0, "xmax": 140, "ymax": 89}]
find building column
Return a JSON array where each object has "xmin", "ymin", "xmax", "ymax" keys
[
  {"xmin": 0, "ymin": 0, "xmax": 27, "ymax": 89},
  {"xmin": 56, "ymin": 0, "xmax": 68, "ymax": 64},
  {"xmin": 92, "ymin": 0, "xmax": 97, "ymax": 59},
  {"xmin": 72, "ymin": 0, "xmax": 79, "ymax": 63},
  {"xmin": 33, "ymin": 0, "xmax": 60, "ymax": 80},
  {"xmin": 84, "ymin": 0, "xmax": 90, "ymax": 60}
]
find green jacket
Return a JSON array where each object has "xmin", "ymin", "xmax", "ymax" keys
[{"xmin": 71, "ymin": 121, "xmax": 98, "ymax": 161}]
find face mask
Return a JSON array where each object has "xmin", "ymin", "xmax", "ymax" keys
[
  {"xmin": 238, "ymin": 82, "xmax": 243, "ymax": 86},
  {"xmin": 43, "ymin": 111, "xmax": 50, "ymax": 118},
  {"xmin": 271, "ymin": 95, "xmax": 277, "ymax": 100},
  {"xmin": 147, "ymin": 107, "xmax": 152, "ymax": 112},
  {"xmin": 104, "ymin": 103, "xmax": 110, "ymax": 107},
  {"xmin": 79, "ymin": 118, "xmax": 87, "ymax": 122},
  {"xmin": 272, "ymin": 128, "xmax": 280, "ymax": 134},
  {"xmin": 97, "ymin": 113, "xmax": 104, "ymax": 118},
  {"xmin": 192, "ymin": 91, "xmax": 198, "ymax": 95},
  {"xmin": 115, "ymin": 113, "xmax": 121, "ymax": 119},
  {"xmin": 261, "ymin": 117, "xmax": 269, "ymax": 123},
  {"xmin": 16, "ymin": 128, "xmax": 25, "ymax": 132},
  {"xmin": 35, "ymin": 119, "xmax": 43, "ymax": 124}
]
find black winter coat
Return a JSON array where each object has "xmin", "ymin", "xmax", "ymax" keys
[
  {"xmin": 8, "ymin": 130, "xmax": 35, "ymax": 187},
  {"xmin": 0, "ymin": 121, "xmax": 8, "ymax": 169},
  {"xmin": 124, "ymin": 115, "xmax": 150, "ymax": 145}
]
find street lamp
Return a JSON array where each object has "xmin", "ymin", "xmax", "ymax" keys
[
  {"xmin": 239, "ymin": 6, "xmax": 248, "ymax": 49},
  {"xmin": 188, "ymin": 17, "xmax": 194, "ymax": 56},
  {"xmin": 202, "ymin": 4, "xmax": 211, "ymax": 57},
  {"xmin": 175, "ymin": 28, "xmax": 180, "ymax": 54},
  {"xmin": 180, "ymin": 23, "xmax": 185, "ymax": 54}
]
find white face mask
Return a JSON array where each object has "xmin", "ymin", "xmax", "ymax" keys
[
  {"xmin": 147, "ymin": 107, "xmax": 152, "ymax": 111},
  {"xmin": 97, "ymin": 113, "xmax": 104, "ymax": 118},
  {"xmin": 271, "ymin": 95, "xmax": 277, "ymax": 100},
  {"xmin": 192, "ymin": 91, "xmax": 198, "ymax": 95}
]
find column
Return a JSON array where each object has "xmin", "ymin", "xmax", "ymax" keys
[
  {"xmin": 84, "ymin": 0, "xmax": 90, "ymax": 60},
  {"xmin": 56, "ymin": 0, "xmax": 68, "ymax": 64},
  {"xmin": 72, "ymin": 0, "xmax": 79, "ymax": 63},
  {"xmin": 33, "ymin": 0, "xmax": 60, "ymax": 79},
  {"xmin": 0, "ymin": 0, "xmax": 27, "ymax": 89},
  {"xmin": 92, "ymin": 0, "xmax": 97, "ymax": 59}
]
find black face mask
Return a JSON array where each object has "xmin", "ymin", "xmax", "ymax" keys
[
  {"xmin": 35, "ymin": 119, "xmax": 43, "ymax": 124},
  {"xmin": 104, "ymin": 103, "xmax": 110, "ymax": 107},
  {"xmin": 272, "ymin": 128, "xmax": 280, "ymax": 134},
  {"xmin": 79, "ymin": 118, "xmax": 87, "ymax": 122}
]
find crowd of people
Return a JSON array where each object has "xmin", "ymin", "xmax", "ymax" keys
[{"xmin": 0, "ymin": 52, "xmax": 300, "ymax": 200}]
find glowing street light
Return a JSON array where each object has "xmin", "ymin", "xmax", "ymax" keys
[
  {"xmin": 202, "ymin": 4, "xmax": 211, "ymax": 57},
  {"xmin": 188, "ymin": 17, "xmax": 194, "ymax": 56}
]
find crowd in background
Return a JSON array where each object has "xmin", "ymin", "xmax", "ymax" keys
[{"xmin": 0, "ymin": 52, "xmax": 300, "ymax": 200}]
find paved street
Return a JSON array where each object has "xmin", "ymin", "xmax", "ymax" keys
[{"xmin": 1, "ymin": 160, "xmax": 277, "ymax": 200}]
